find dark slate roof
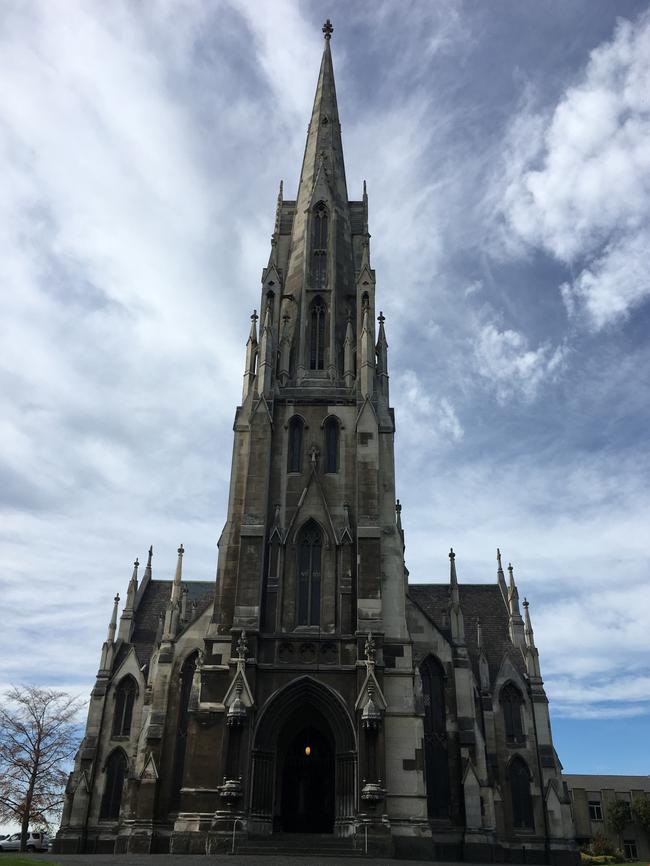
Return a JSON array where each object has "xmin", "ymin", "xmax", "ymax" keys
[
  {"xmin": 129, "ymin": 580, "xmax": 214, "ymax": 667},
  {"xmin": 408, "ymin": 582, "xmax": 526, "ymax": 681}
]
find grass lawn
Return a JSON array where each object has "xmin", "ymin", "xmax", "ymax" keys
[{"xmin": 0, "ymin": 851, "xmax": 62, "ymax": 866}]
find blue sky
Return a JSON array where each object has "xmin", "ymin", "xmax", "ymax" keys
[{"xmin": 1, "ymin": 0, "xmax": 649, "ymax": 777}]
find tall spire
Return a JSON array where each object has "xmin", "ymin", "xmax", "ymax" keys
[{"xmin": 293, "ymin": 19, "xmax": 348, "ymax": 212}]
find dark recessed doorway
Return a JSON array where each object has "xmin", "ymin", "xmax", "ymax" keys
[{"xmin": 280, "ymin": 724, "xmax": 334, "ymax": 833}]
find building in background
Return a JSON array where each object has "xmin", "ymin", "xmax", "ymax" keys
[
  {"xmin": 565, "ymin": 775, "xmax": 650, "ymax": 860},
  {"xmin": 55, "ymin": 22, "xmax": 577, "ymax": 862}
]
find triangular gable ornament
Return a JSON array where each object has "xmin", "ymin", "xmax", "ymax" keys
[{"xmin": 140, "ymin": 753, "xmax": 159, "ymax": 781}]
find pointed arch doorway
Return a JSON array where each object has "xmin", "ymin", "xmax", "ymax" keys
[{"xmin": 249, "ymin": 677, "xmax": 356, "ymax": 836}]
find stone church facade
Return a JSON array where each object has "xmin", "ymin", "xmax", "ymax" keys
[{"xmin": 56, "ymin": 22, "xmax": 577, "ymax": 863}]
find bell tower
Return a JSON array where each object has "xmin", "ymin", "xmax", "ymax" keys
[{"xmin": 191, "ymin": 18, "xmax": 416, "ymax": 846}]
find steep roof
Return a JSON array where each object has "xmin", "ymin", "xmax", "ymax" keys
[
  {"xmin": 408, "ymin": 582, "xmax": 527, "ymax": 681},
  {"xmin": 130, "ymin": 579, "xmax": 214, "ymax": 666}
]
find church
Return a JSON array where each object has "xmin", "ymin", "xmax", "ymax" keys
[{"xmin": 56, "ymin": 22, "xmax": 577, "ymax": 863}]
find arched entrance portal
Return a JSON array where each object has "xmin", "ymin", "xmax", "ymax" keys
[
  {"xmin": 280, "ymin": 721, "xmax": 334, "ymax": 832},
  {"xmin": 249, "ymin": 677, "xmax": 356, "ymax": 836}
]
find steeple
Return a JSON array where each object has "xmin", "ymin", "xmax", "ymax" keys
[{"xmin": 295, "ymin": 19, "xmax": 348, "ymax": 213}]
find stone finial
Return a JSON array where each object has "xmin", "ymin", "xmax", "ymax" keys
[
  {"xmin": 322, "ymin": 18, "xmax": 333, "ymax": 40},
  {"xmin": 236, "ymin": 629, "xmax": 248, "ymax": 661},
  {"xmin": 107, "ymin": 593, "xmax": 120, "ymax": 642},
  {"xmin": 364, "ymin": 631, "xmax": 376, "ymax": 665}
]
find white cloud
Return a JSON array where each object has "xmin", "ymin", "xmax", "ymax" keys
[
  {"xmin": 474, "ymin": 323, "xmax": 565, "ymax": 402},
  {"xmin": 393, "ymin": 370, "xmax": 463, "ymax": 446},
  {"xmin": 561, "ymin": 229, "xmax": 650, "ymax": 329},
  {"xmin": 499, "ymin": 11, "xmax": 650, "ymax": 328}
]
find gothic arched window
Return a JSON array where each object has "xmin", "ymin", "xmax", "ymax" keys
[
  {"xmin": 297, "ymin": 520, "xmax": 322, "ymax": 626},
  {"xmin": 112, "ymin": 677, "xmax": 136, "ymax": 737},
  {"xmin": 420, "ymin": 656, "xmax": 450, "ymax": 818},
  {"xmin": 509, "ymin": 756, "xmax": 534, "ymax": 829},
  {"xmin": 288, "ymin": 417, "xmax": 304, "ymax": 473},
  {"xmin": 100, "ymin": 750, "xmax": 127, "ymax": 820},
  {"xmin": 312, "ymin": 203, "xmax": 328, "ymax": 288},
  {"xmin": 324, "ymin": 417, "xmax": 339, "ymax": 473},
  {"xmin": 171, "ymin": 652, "xmax": 198, "ymax": 807},
  {"xmin": 309, "ymin": 297, "xmax": 326, "ymax": 371},
  {"xmin": 500, "ymin": 683, "xmax": 525, "ymax": 742}
]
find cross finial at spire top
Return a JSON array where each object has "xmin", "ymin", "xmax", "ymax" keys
[
  {"xmin": 178, "ymin": 544, "xmax": 184, "ymax": 556},
  {"xmin": 523, "ymin": 597, "xmax": 529, "ymax": 609},
  {"xmin": 251, "ymin": 309, "xmax": 258, "ymax": 323},
  {"xmin": 378, "ymin": 311, "xmax": 385, "ymax": 325},
  {"xmin": 449, "ymin": 547, "xmax": 455, "ymax": 561},
  {"xmin": 322, "ymin": 19, "xmax": 333, "ymax": 40}
]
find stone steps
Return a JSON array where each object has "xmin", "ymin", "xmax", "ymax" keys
[{"xmin": 233, "ymin": 833, "xmax": 365, "ymax": 857}]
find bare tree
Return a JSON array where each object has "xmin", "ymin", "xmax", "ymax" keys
[{"xmin": 0, "ymin": 685, "xmax": 84, "ymax": 852}]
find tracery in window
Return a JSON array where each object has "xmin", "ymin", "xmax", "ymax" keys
[
  {"xmin": 312, "ymin": 203, "xmax": 328, "ymax": 288},
  {"xmin": 100, "ymin": 750, "xmax": 127, "ymax": 820},
  {"xmin": 309, "ymin": 297, "xmax": 326, "ymax": 371},
  {"xmin": 509, "ymin": 756, "xmax": 534, "ymax": 829},
  {"xmin": 324, "ymin": 416, "xmax": 339, "ymax": 473},
  {"xmin": 500, "ymin": 682, "xmax": 525, "ymax": 742},
  {"xmin": 297, "ymin": 520, "xmax": 322, "ymax": 626},
  {"xmin": 171, "ymin": 652, "xmax": 198, "ymax": 806},
  {"xmin": 288, "ymin": 417, "xmax": 304, "ymax": 473},
  {"xmin": 112, "ymin": 677, "xmax": 136, "ymax": 737},
  {"xmin": 420, "ymin": 656, "xmax": 450, "ymax": 818}
]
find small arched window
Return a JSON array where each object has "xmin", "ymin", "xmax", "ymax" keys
[
  {"xmin": 509, "ymin": 756, "xmax": 534, "ymax": 829},
  {"xmin": 420, "ymin": 656, "xmax": 450, "ymax": 818},
  {"xmin": 112, "ymin": 677, "xmax": 136, "ymax": 737},
  {"xmin": 501, "ymin": 683, "xmax": 525, "ymax": 742},
  {"xmin": 309, "ymin": 297, "xmax": 326, "ymax": 371},
  {"xmin": 324, "ymin": 417, "xmax": 338, "ymax": 473},
  {"xmin": 100, "ymin": 750, "xmax": 127, "ymax": 820},
  {"xmin": 172, "ymin": 651, "xmax": 198, "ymax": 807},
  {"xmin": 297, "ymin": 520, "xmax": 322, "ymax": 626},
  {"xmin": 312, "ymin": 203, "xmax": 328, "ymax": 288},
  {"xmin": 288, "ymin": 417, "xmax": 304, "ymax": 473}
]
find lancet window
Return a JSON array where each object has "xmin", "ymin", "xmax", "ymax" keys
[
  {"xmin": 112, "ymin": 677, "xmax": 136, "ymax": 737},
  {"xmin": 171, "ymin": 651, "xmax": 198, "ymax": 806},
  {"xmin": 297, "ymin": 520, "xmax": 322, "ymax": 626},
  {"xmin": 509, "ymin": 756, "xmax": 534, "ymax": 829},
  {"xmin": 288, "ymin": 417, "xmax": 304, "ymax": 473},
  {"xmin": 420, "ymin": 656, "xmax": 450, "ymax": 818},
  {"xmin": 309, "ymin": 297, "xmax": 326, "ymax": 371},
  {"xmin": 100, "ymin": 749, "xmax": 127, "ymax": 820},
  {"xmin": 312, "ymin": 202, "xmax": 328, "ymax": 288},
  {"xmin": 324, "ymin": 416, "xmax": 339, "ymax": 473},
  {"xmin": 500, "ymin": 682, "xmax": 525, "ymax": 742}
]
